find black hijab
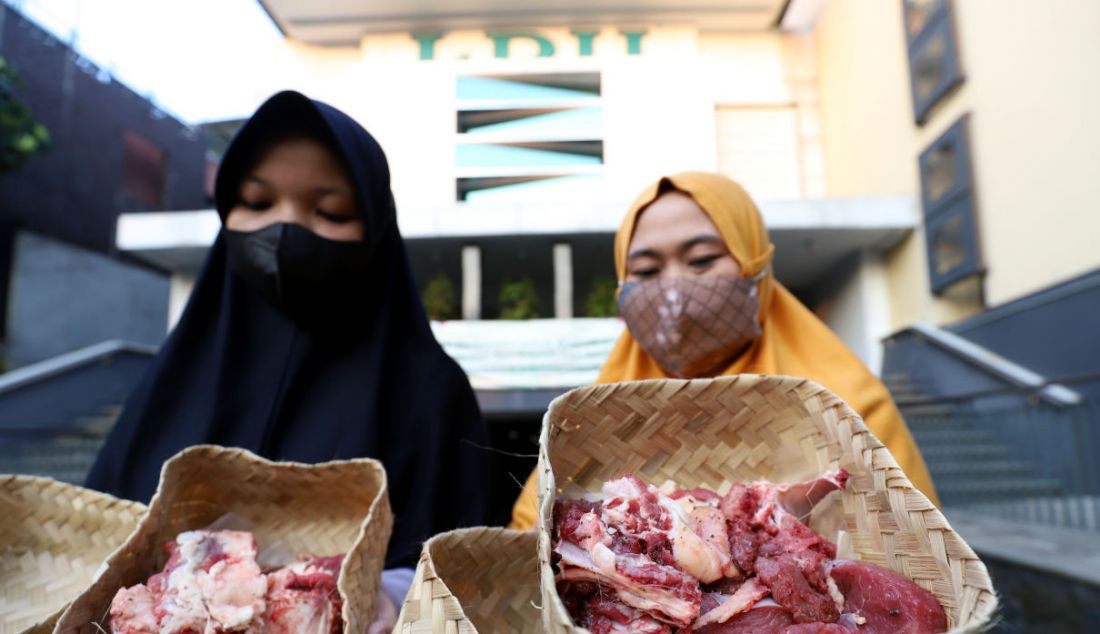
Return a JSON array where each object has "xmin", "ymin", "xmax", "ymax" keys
[{"xmin": 86, "ymin": 91, "xmax": 491, "ymax": 567}]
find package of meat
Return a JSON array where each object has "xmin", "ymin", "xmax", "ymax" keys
[
  {"xmin": 54, "ymin": 445, "xmax": 392, "ymax": 634},
  {"xmin": 0, "ymin": 476, "xmax": 145, "ymax": 634},
  {"xmin": 394, "ymin": 527, "xmax": 542, "ymax": 633},
  {"xmin": 535, "ymin": 375, "xmax": 997, "ymax": 633}
]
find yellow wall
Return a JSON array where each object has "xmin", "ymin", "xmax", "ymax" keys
[
  {"xmin": 948, "ymin": 0, "xmax": 1100, "ymax": 306},
  {"xmin": 816, "ymin": 0, "xmax": 1100, "ymax": 326}
]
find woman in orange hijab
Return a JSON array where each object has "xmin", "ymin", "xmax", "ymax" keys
[{"xmin": 509, "ymin": 172, "xmax": 938, "ymax": 529}]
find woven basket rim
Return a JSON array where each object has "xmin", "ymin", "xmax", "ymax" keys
[
  {"xmin": 536, "ymin": 374, "xmax": 998, "ymax": 634},
  {"xmin": 53, "ymin": 444, "xmax": 392, "ymax": 634},
  {"xmin": 396, "ymin": 526, "xmax": 543, "ymax": 634},
  {"xmin": 1, "ymin": 475, "xmax": 147, "ymax": 634}
]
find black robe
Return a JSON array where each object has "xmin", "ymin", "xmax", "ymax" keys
[{"xmin": 86, "ymin": 91, "xmax": 490, "ymax": 567}]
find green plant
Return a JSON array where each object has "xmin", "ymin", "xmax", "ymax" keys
[
  {"xmin": 0, "ymin": 56, "xmax": 50, "ymax": 173},
  {"xmin": 498, "ymin": 277, "xmax": 540, "ymax": 319},
  {"xmin": 421, "ymin": 272, "xmax": 457, "ymax": 320},
  {"xmin": 585, "ymin": 275, "xmax": 618, "ymax": 317}
]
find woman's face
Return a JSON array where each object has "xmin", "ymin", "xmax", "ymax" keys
[
  {"xmin": 625, "ymin": 190, "xmax": 741, "ymax": 282},
  {"xmin": 225, "ymin": 136, "xmax": 365, "ymax": 242}
]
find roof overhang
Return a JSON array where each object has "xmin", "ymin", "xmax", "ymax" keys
[
  {"xmin": 258, "ymin": 0, "xmax": 792, "ymax": 44},
  {"xmin": 117, "ymin": 195, "xmax": 918, "ymax": 289}
]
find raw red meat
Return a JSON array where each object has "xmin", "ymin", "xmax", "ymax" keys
[
  {"xmin": 554, "ymin": 470, "xmax": 946, "ymax": 634},
  {"xmin": 829, "ymin": 560, "xmax": 948, "ymax": 634},
  {"xmin": 694, "ymin": 578, "xmax": 769, "ymax": 627},
  {"xmin": 782, "ymin": 623, "xmax": 856, "ymax": 633},
  {"xmin": 696, "ymin": 600, "xmax": 795, "ymax": 633},
  {"xmin": 264, "ymin": 555, "xmax": 345, "ymax": 634},
  {"xmin": 108, "ymin": 530, "xmax": 345, "ymax": 634},
  {"xmin": 755, "ymin": 555, "xmax": 839, "ymax": 624}
]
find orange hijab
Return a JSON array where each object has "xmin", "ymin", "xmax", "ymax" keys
[{"xmin": 509, "ymin": 173, "xmax": 937, "ymax": 529}]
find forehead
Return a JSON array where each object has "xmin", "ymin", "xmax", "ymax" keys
[
  {"xmin": 251, "ymin": 136, "xmax": 346, "ymax": 175},
  {"xmin": 629, "ymin": 190, "xmax": 723, "ymax": 251}
]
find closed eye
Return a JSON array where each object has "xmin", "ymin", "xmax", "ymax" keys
[
  {"xmin": 689, "ymin": 255, "xmax": 720, "ymax": 269},
  {"xmin": 318, "ymin": 210, "xmax": 356, "ymax": 223},
  {"xmin": 241, "ymin": 199, "xmax": 270, "ymax": 211}
]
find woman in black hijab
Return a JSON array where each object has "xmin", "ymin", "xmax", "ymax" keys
[{"xmin": 87, "ymin": 91, "xmax": 490, "ymax": 621}]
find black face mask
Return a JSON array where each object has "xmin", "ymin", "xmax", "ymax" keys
[{"xmin": 224, "ymin": 223, "xmax": 371, "ymax": 328}]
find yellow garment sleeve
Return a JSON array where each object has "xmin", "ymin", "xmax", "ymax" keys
[{"xmin": 509, "ymin": 468, "xmax": 539, "ymax": 530}]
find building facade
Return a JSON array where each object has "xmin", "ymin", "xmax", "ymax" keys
[
  {"xmin": 0, "ymin": 4, "xmax": 210, "ymax": 367},
  {"xmin": 117, "ymin": 0, "xmax": 1100, "ymax": 395}
]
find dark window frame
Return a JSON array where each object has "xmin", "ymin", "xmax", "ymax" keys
[
  {"xmin": 120, "ymin": 129, "xmax": 167, "ymax": 209},
  {"xmin": 919, "ymin": 115, "xmax": 983, "ymax": 294},
  {"xmin": 904, "ymin": 0, "xmax": 964, "ymax": 125},
  {"xmin": 918, "ymin": 113, "xmax": 973, "ymax": 217},
  {"xmin": 925, "ymin": 196, "xmax": 983, "ymax": 293}
]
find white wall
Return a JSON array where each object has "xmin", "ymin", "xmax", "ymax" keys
[
  {"xmin": 815, "ymin": 252, "xmax": 892, "ymax": 375},
  {"xmin": 277, "ymin": 26, "xmax": 823, "ymax": 236}
]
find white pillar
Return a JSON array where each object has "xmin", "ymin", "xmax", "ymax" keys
[
  {"xmin": 167, "ymin": 273, "xmax": 195, "ymax": 331},
  {"xmin": 461, "ymin": 245, "xmax": 481, "ymax": 320},
  {"xmin": 818, "ymin": 251, "xmax": 891, "ymax": 375},
  {"xmin": 553, "ymin": 242, "xmax": 573, "ymax": 319},
  {"xmin": 858, "ymin": 251, "xmax": 892, "ymax": 376}
]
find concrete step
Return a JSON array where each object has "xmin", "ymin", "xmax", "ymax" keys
[
  {"xmin": 926, "ymin": 460, "xmax": 1037, "ymax": 479},
  {"xmin": 905, "ymin": 416, "xmax": 977, "ymax": 431},
  {"xmin": 71, "ymin": 415, "xmax": 118, "ymax": 434},
  {"xmin": 938, "ymin": 478, "xmax": 1063, "ymax": 504},
  {"xmin": 899, "ymin": 403, "xmax": 958, "ymax": 418},
  {"xmin": 14, "ymin": 468, "xmax": 89, "ymax": 485},
  {"xmin": 0, "ymin": 437, "xmax": 104, "ymax": 456},
  {"xmin": 911, "ymin": 428, "xmax": 997, "ymax": 445},
  {"xmin": 921, "ymin": 443, "xmax": 1014, "ymax": 462},
  {"xmin": 1, "ymin": 452, "xmax": 99, "ymax": 473},
  {"xmin": 98, "ymin": 404, "xmax": 124, "ymax": 418},
  {"xmin": 954, "ymin": 496, "xmax": 1100, "ymax": 532}
]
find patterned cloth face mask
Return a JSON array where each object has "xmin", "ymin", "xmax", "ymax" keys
[{"xmin": 617, "ymin": 272, "xmax": 765, "ymax": 378}]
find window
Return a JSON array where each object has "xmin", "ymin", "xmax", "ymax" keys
[
  {"xmin": 121, "ymin": 129, "xmax": 166, "ymax": 208},
  {"xmin": 919, "ymin": 115, "xmax": 982, "ymax": 293},
  {"xmin": 455, "ymin": 72, "xmax": 603, "ymax": 202},
  {"xmin": 904, "ymin": 0, "xmax": 963, "ymax": 125}
]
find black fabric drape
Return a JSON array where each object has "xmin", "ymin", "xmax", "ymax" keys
[{"xmin": 86, "ymin": 91, "xmax": 490, "ymax": 567}]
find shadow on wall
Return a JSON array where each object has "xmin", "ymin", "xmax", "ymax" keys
[{"xmin": 4, "ymin": 231, "xmax": 168, "ymax": 369}]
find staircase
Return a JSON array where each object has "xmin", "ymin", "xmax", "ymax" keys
[
  {"xmin": 0, "ymin": 404, "xmax": 119, "ymax": 484},
  {"xmin": 0, "ymin": 340, "xmax": 152, "ymax": 484},
  {"xmin": 886, "ymin": 372, "xmax": 1100, "ymax": 531}
]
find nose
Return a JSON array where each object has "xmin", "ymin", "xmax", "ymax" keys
[
  {"xmin": 265, "ymin": 200, "xmax": 312, "ymax": 229},
  {"xmin": 659, "ymin": 261, "xmax": 693, "ymax": 280}
]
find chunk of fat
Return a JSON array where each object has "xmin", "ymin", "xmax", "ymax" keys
[
  {"xmin": 694, "ymin": 578, "xmax": 770, "ymax": 627},
  {"xmin": 555, "ymin": 541, "xmax": 697, "ymax": 627},
  {"xmin": 600, "ymin": 476, "xmax": 737, "ymax": 584},
  {"xmin": 575, "ymin": 511, "xmax": 608, "ymax": 551},
  {"xmin": 658, "ymin": 494, "xmax": 737, "ymax": 583},
  {"xmin": 155, "ymin": 531, "xmax": 267, "ymax": 634},
  {"xmin": 198, "ymin": 557, "xmax": 267, "ymax": 631},
  {"xmin": 109, "ymin": 585, "xmax": 159, "ymax": 634}
]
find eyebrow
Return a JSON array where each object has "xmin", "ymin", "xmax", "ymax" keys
[
  {"xmin": 680, "ymin": 234, "xmax": 725, "ymax": 253},
  {"xmin": 627, "ymin": 247, "xmax": 660, "ymax": 261},
  {"xmin": 627, "ymin": 234, "xmax": 724, "ymax": 261},
  {"xmin": 313, "ymin": 185, "xmax": 352, "ymax": 197},
  {"xmin": 241, "ymin": 175, "xmax": 351, "ymax": 196}
]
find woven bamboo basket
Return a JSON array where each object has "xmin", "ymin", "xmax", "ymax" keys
[
  {"xmin": 53, "ymin": 445, "xmax": 392, "ymax": 634},
  {"xmin": 0, "ymin": 475, "xmax": 146, "ymax": 634},
  {"xmin": 537, "ymin": 375, "xmax": 997, "ymax": 633},
  {"xmin": 395, "ymin": 527, "xmax": 541, "ymax": 633}
]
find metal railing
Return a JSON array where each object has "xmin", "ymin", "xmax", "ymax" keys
[
  {"xmin": 906, "ymin": 394, "xmax": 1100, "ymax": 531},
  {"xmin": 904, "ymin": 322, "xmax": 1083, "ymax": 406}
]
